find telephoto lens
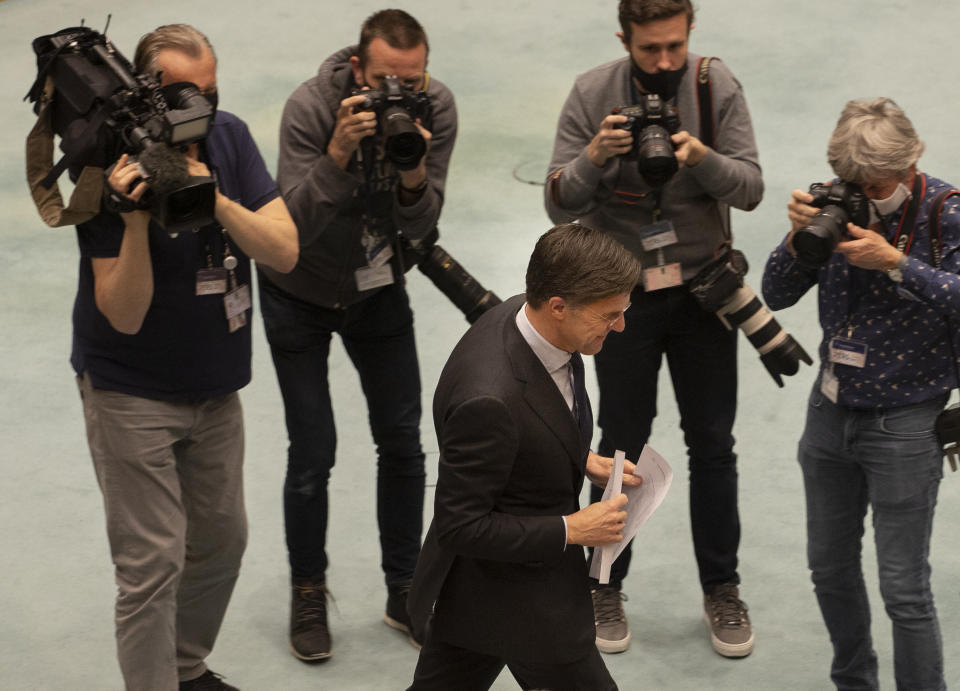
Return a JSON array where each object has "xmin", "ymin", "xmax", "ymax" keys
[{"xmin": 690, "ymin": 250, "xmax": 812, "ymax": 387}]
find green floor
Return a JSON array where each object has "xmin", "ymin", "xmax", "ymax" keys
[{"xmin": 2, "ymin": 0, "xmax": 959, "ymax": 688}]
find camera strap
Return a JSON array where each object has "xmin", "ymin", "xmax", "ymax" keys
[
  {"xmin": 890, "ymin": 172, "xmax": 926, "ymax": 254},
  {"xmin": 929, "ymin": 187, "xmax": 960, "ymax": 471},
  {"xmin": 695, "ymin": 57, "xmax": 733, "ymax": 244},
  {"xmin": 25, "ymin": 96, "xmax": 104, "ymax": 227},
  {"xmin": 696, "ymin": 57, "xmax": 716, "ymax": 150},
  {"xmin": 928, "ymin": 188, "xmax": 960, "ymax": 379},
  {"xmin": 927, "ymin": 187, "xmax": 958, "ymax": 269}
]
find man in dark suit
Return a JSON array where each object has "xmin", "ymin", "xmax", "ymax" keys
[{"xmin": 407, "ymin": 223, "xmax": 645, "ymax": 691}]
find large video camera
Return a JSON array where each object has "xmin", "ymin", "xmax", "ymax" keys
[
  {"xmin": 793, "ymin": 181, "xmax": 871, "ymax": 266},
  {"xmin": 400, "ymin": 227, "xmax": 501, "ymax": 324},
  {"xmin": 26, "ymin": 26, "xmax": 217, "ymax": 234},
  {"xmin": 689, "ymin": 249, "xmax": 812, "ymax": 387},
  {"xmin": 353, "ymin": 76, "xmax": 431, "ymax": 171},
  {"xmin": 613, "ymin": 93, "xmax": 681, "ymax": 188}
]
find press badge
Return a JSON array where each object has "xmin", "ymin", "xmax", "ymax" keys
[
  {"xmin": 639, "ymin": 221, "xmax": 682, "ymax": 291},
  {"xmin": 361, "ymin": 225, "xmax": 394, "ymax": 268},
  {"xmin": 820, "ymin": 366, "xmax": 839, "ymax": 403},
  {"xmin": 355, "ymin": 264, "xmax": 395, "ymax": 291},
  {"xmin": 196, "ymin": 268, "xmax": 228, "ymax": 295},
  {"xmin": 644, "ymin": 263, "xmax": 683, "ymax": 291},
  {"xmin": 224, "ymin": 284, "xmax": 251, "ymax": 333},
  {"xmin": 639, "ymin": 220, "xmax": 679, "ymax": 252},
  {"xmin": 829, "ymin": 337, "xmax": 868, "ymax": 368}
]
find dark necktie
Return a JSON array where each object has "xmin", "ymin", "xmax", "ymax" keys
[{"xmin": 569, "ymin": 352, "xmax": 591, "ymax": 446}]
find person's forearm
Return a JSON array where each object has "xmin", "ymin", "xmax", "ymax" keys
[
  {"xmin": 217, "ymin": 195, "xmax": 299, "ymax": 273},
  {"xmin": 93, "ymin": 220, "xmax": 154, "ymax": 334}
]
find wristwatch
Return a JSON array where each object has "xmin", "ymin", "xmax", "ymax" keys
[{"xmin": 886, "ymin": 253, "xmax": 908, "ymax": 283}]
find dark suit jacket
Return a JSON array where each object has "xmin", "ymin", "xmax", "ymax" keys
[{"xmin": 408, "ymin": 294, "xmax": 595, "ymax": 664}]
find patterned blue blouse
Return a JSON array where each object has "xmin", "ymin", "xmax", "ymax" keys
[{"xmin": 762, "ymin": 173, "xmax": 960, "ymax": 408}]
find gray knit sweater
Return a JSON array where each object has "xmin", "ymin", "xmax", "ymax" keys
[
  {"xmin": 546, "ymin": 53, "xmax": 763, "ymax": 280},
  {"xmin": 261, "ymin": 45, "xmax": 457, "ymax": 308}
]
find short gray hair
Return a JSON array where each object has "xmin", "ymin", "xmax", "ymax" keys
[
  {"xmin": 525, "ymin": 223, "xmax": 642, "ymax": 308},
  {"xmin": 827, "ymin": 98, "xmax": 924, "ymax": 183},
  {"xmin": 134, "ymin": 24, "xmax": 216, "ymax": 79}
]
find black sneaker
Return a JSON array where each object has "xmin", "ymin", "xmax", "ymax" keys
[
  {"xmin": 385, "ymin": 584, "xmax": 421, "ymax": 649},
  {"xmin": 179, "ymin": 670, "xmax": 239, "ymax": 690},
  {"xmin": 290, "ymin": 579, "xmax": 332, "ymax": 661}
]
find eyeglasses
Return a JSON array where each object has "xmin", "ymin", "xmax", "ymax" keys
[{"xmin": 582, "ymin": 302, "xmax": 631, "ymax": 328}]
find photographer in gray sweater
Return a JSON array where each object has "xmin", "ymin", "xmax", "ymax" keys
[
  {"xmin": 545, "ymin": 0, "xmax": 762, "ymax": 660},
  {"xmin": 258, "ymin": 9, "xmax": 457, "ymax": 663}
]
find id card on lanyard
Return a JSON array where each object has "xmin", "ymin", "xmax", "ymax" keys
[
  {"xmin": 641, "ymin": 197, "xmax": 683, "ymax": 291},
  {"xmin": 194, "ymin": 230, "xmax": 249, "ymax": 332}
]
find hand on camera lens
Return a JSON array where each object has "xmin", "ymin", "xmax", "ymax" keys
[
  {"xmin": 328, "ymin": 94, "xmax": 378, "ymax": 168},
  {"xmin": 787, "ymin": 189, "xmax": 817, "ymax": 232},
  {"xmin": 587, "ymin": 114, "xmax": 632, "ymax": 167},
  {"xmin": 413, "ymin": 117, "xmax": 433, "ymax": 150}
]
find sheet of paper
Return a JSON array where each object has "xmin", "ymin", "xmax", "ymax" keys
[
  {"xmin": 590, "ymin": 444, "xmax": 673, "ymax": 583},
  {"xmin": 596, "ymin": 450, "xmax": 625, "ymax": 584}
]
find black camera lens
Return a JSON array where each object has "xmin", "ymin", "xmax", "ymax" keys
[
  {"xmin": 793, "ymin": 205, "xmax": 848, "ymax": 266},
  {"xmin": 637, "ymin": 124, "xmax": 678, "ymax": 188},
  {"xmin": 152, "ymin": 178, "xmax": 217, "ymax": 235},
  {"xmin": 417, "ymin": 245, "xmax": 502, "ymax": 324},
  {"xmin": 383, "ymin": 108, "xmax": 426, "ymax": 170}
]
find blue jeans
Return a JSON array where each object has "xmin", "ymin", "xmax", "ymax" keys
[
  {"xmin": 591, "ymin": 286, "xmax": 740, "ymax": 592},
  {"xmin": 259, "ymin": 277, "xmax": 425, "ymax": 587},
  {"xmin": 799, "ymin": 387, "xmax": 946, "ymax": 691}
]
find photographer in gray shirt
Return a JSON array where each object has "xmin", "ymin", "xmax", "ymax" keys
[
  {"xmin": 258, "ymin": 9, "xmax": 457, "ymax": 662},
  {"xmin": 546, "ymin": 0, "xmax": 763, "ymax": 658}
]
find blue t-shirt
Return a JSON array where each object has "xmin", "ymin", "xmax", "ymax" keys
[{"xmin": 71, "ymin": 110, "xmax": 280, "ymax": 400}]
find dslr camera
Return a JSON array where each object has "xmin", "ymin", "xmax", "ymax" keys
[
  {"xmin": 793, "ymin": 181, "xmax": 871, "ymax": 266},
  {"xmin": 689, "ymin": 249, "xmax": 812, "ymax": 387},
  {"xmin": 26, "ymin": 26, "xmax": 217, "ymax": 234},
  {"xmin": 613, "ymin": 93, "xmax": 681, "ymax": 188},
  {"xmin": 353, "ymin": 76, "xmax": 431, "ymax": 170}
]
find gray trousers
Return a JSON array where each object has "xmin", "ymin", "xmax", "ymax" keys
[{"xmin": 78, "ymin": 375, "xmax": 248, "ymax": 691}]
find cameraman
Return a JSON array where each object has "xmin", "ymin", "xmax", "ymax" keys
[
  {"xmin": 256, "ymin": 9, "xmax": 456, "ymax": 661},
  {"xmin": 74, "ymin": 24, "xmax": 297, "ymax": 691},
  {"xmin": 545, "ymin": 0, "xmax": 762, "ymax": 657},
  {"xmin": 762, "ymin": 97, "xmax": 957, "ymax": 691}
]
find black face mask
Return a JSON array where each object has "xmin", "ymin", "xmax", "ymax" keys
[{"xmin": 630, "ymin": 61, "xmax": 688, "ymax": 101}]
